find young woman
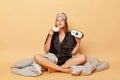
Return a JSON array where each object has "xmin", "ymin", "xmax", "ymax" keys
[{"xmin": 34, "ymin": 13, "xmax": 86, "ymax": 74}]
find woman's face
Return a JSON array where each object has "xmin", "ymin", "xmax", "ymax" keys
[{"xmin": 56, "ymin": 17, "xmax": 65, "ymax": 29}]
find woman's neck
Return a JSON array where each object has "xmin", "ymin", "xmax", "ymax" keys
[
  {"xmin": 59, "ymin": 28, "xmax": 65, "ymax": 35},
  {"xmin": 58, "ymin": 28, "xmax": 65, "ymax": 43}
]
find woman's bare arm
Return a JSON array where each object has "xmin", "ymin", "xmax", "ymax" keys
[
  {"xmin": 71, "ymin": 38, "xmax": 81, "ymax": 55},
  {"xmin": 44, "ymin": 30, "xmax": 54, "ymax": 53}
]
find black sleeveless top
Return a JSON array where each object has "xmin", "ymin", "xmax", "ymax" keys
[{"xmin": 45, "ymin": 32, "xmax": 77, "ymax": 65}]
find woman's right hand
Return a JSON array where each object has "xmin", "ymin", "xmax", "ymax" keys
[{"xmin": 48, "ymin": 29, "xmax": 54, "ymax": 36}]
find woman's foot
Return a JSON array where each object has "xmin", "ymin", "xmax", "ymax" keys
[
  {"xmin": 63, "ymin": 68, "xmax": 72, "ymax": 74},
  {"xmin": 48, "ymin": 68, "xmax": 57, "ymax": 73},
  {"xmin": 48, "ymin": 68, "xmax": 71, "ymax": 74}
]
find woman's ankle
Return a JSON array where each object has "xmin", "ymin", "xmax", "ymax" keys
[{"xmin": 62, "ymin": 68, "xmax": 72, "ymax": 74}]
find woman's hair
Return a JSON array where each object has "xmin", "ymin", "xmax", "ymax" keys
[{"xmin": 55, "ymin": 13, "xmax": 69, "ymax": 33}]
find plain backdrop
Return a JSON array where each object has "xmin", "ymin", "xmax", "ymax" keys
[{"xmin": 0, "ymin": 0, "xmax": 120, "ymax": 80}]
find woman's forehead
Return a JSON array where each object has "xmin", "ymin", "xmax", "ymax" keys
[{"xmin": 56, "ymin": 17, "xmax": 65, "ymax": 20}]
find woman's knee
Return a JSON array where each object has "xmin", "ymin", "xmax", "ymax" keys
[
  {"xmin": 34, "ymin": 54, "xmax": 43, "ymax": 62},
  {"xmin": 81, "ymin": 54, "xmax": 87, "ymax": 63},
  {"xmin": 77, "ymin": 54, "xmax": 87, "ymax": 64}
]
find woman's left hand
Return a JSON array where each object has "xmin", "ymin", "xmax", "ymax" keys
[{"xmin": 75, "ymin": 37, "xmax": 81, "ymax": 44}]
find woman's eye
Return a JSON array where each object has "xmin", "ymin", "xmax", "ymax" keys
[{"xmin": 61, "ymin": 19, "xmax": 64, "ymax": 22}]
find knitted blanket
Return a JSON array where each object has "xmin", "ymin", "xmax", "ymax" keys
[{"xmin": 11, "ymin": 53, "xmax": 109, "ymax": 76}]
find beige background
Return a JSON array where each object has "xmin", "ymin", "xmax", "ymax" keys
[{"xmin": 0, "ymin": 0, "xmax": 120, "ymax": 80}]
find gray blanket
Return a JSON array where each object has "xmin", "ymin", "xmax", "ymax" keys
[
  {"xmin": 11, "ymin": 58, "xmax": 42, "ymax": 76},
  {"xmin": 11, "ymin": 53, "xmax": 58, "ymax": 76},
  {"xmin": 11, "ymin": 53, "xmax": 109, "ymax": 76},
  {"xmin": 71, "ymin": 56, "xmax": 109, "ymax": 75}
]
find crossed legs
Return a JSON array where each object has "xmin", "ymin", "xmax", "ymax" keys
[{"xmin": 34, "ymin": 54, "xmax": 86, "ymax": 74}]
